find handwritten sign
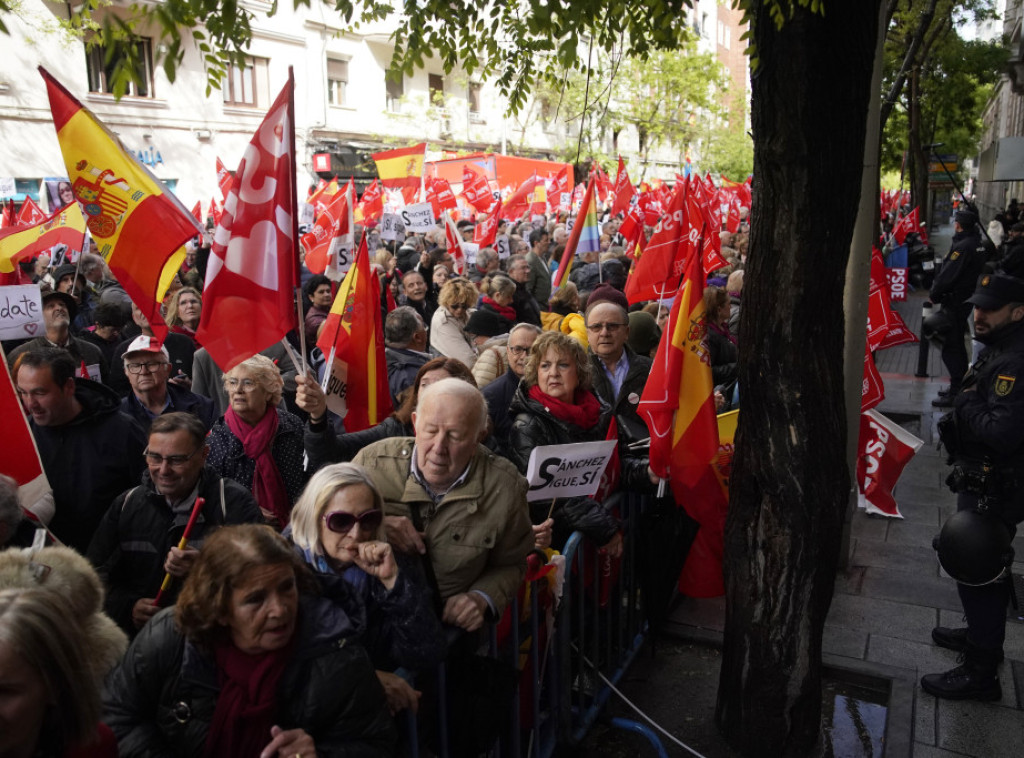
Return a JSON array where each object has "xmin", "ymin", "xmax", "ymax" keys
[
  {"xmin": 0, "ymin": 285, "xmax": 44, "ymax": 340},
  {"xmin": 400, "ymin": 202, "xmax": 436, "ymax": 233},
  {"xmin": 525, "ymin": 441, "xmax": 617, "ymax": 501}
]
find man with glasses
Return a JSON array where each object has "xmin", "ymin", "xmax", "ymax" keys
[
  {"xmin": 87, "ymin": 412, "xmax": 260, "ymax": 635},
  {"xmin": 12, "ymin": 347, "xmax": 147, "ymax": 552},
  {"xmin": 121, "ymin": 335, "xmax": 216, "ymax": 432},
  {"xmin": 586, "ymin": 301, "xmax": 654, "ymax": 443},
  {"xmin": 482, "ymin": 323, "xmax": 541, "ymax": 449}
]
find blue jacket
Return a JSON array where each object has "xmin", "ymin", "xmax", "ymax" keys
[{"xmin": 120, "ymin": 381, "xmax": 217, "ymax": 432}]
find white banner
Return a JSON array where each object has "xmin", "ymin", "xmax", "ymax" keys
[
  {"xmin": 525, "ymin": 441, "xmax": 617, "ymax": 501},
  {"xmin": 322, "ymin": 354, "xmax": 349, "ymax": 419},
  {"xmin": 0, "ymin": 285, "xmax": 45, "ymax": 341},
  {"xmin": 400, "ymin": 202, "xmax": 435, "ymax": 232}
]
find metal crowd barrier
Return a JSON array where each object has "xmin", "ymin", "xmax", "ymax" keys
[{"xmin": 399, "ymin": 491, "xmax": 669, "ymax": 757}]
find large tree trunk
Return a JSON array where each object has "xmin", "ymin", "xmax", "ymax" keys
[{"xmin": 715, "ymin": 3, "xmax": 882, "ymax": 756}]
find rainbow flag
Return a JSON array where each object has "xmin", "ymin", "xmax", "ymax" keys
[
  {"xmin": 551, "ymin": 177, "xmax": 599, "ymax": 296},
  {"xmin": 40, "ymin": 67, "xmax": 202, "ymax": 341},
  {"xmin": 372, "ymin": 143, "xmax": 426, "ymax": 191}
]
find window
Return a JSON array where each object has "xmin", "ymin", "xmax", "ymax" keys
[
  {"xmin": 386, "ymin": 72, "xmax": 404, "ymax": 112},
  {"xmin": 86, "ymin": 38, "xmax": 154, "ymax": 97},
  {"xmin": 327, "ymin": 58, "xmax": 348, "ymax": 106},
  {"xmin": 468, "ymin": 82, "xmax": 482, "ymax": 114},
  {"xmin": 223, "ymin": 56, "xmax": 270, "ymax": 107},
  {"xmin": 429, "ymin": 73, "xmax": 444, "ymax": 106}
]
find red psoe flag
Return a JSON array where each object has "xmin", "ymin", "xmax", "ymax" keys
[
  {"xmin": 316, "ymin": 236, "xmax": 392, "ymax": 431},
  {"xmin": 0, "ymin": 345, "xmax": 53, "ymax": 517},
  {"xmin": 443, "ymin": 213, "xmax": 467, "ymax": 275},
  {"xmin": 216, "ymin": 157, "xmax": 234, "ymax": 200},
  {"xmin": 462, "ymin": 165, "xmax": 497, "ymax": 214},
  {"xmin": 637, "ymin": 247, "xmax": 719, "ymax": 497},
  {"xmin": 209, "ymin": 197, "xmax": 222, "ymax": 227},
  {"xmin": 426, "ymin": 176, "xmax": 457, "ymax": 217},
  {"xmin": 547, "ymin": 165, "xmax": 570, "ymax": 215},
  {"xmin": 624, "ymin": 183, "xmax": 688, "ymax": 304},
  {"xmin": 473, "ymin": 213, "xmax": 498, "ymax": 247},
  {"xmin": 197, "ymin": 74, "xmax": 298, "ymax": 372},
  {"xmin": 610, "ymin": 156, "xmax": 636, "ymax": 217},
  {"xmin": 356, "ymin": 179, "xmax": 384, "ymax": 224},
  {"xmin": 190, "ymin": 201, "xmax": 203, "ymax": 224},
  {"xmin": 302, "ymin": 179, "xmax": 353, "ymax": 276},
  {"xmin": 501, "ymin": 174, "xmax": 541, "ymax": 220},
  {"xmin": 1, "ymin": 200, "xmax": 14, "ymax": 229},
  {"xmin": 17, "ymin": 197, "xmax": 46, "ymax": 226},
  {"xmin": 41, "ymin": 67, "xmax": 202, "ymax": 343}
]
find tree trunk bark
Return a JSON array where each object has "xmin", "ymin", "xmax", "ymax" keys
[{"xmin": 715, "ymin": 3, "xmax": 882, "ymax": 756}]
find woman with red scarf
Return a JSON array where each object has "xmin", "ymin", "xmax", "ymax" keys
[
  {"xmin": 508, "ymin": 332, "xmax": 623, "ymax": 556},
  {"xmin": 207, "ymin": 355, "xmax": 306, "ymax": 527},
  {"xmin": 102, "ymin": 525, "xmax": 396, "ymax": 756}
]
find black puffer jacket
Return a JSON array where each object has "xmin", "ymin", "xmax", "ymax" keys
[
  {"xmin": 87, "ymin": 468, "xmax": 261, "ymax": 634},
  {"xmin": 508, "ymin": 385, "xmax": 620, "ymax": 548},
  {"xmin": 103, "ymin": 591, "xmax": 396, "ymax": 757}
]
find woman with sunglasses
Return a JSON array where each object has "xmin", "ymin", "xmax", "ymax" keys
[
  {"xmin": 287, "ymin": 463, "xmax": 445, "ymax": 715},
  {"xmin": 430, "ymin": 278, "xmax": 479, "ymax": 368}
]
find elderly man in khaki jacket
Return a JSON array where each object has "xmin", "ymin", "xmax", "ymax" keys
[{"xmin": 353, "ymin": 378, "xmax": 534, "ymax": 632}]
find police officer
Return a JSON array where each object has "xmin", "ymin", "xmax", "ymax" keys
[
  {"xmin": 923, "ymin": 273, "xmax": 1024, "ymax": 701},
  {"xmin": 930, "ymin": 209, "xmax": 986, "ymax": 407}
]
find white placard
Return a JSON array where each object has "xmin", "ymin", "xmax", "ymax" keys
[
  {"xmin": 380, "ymin": 213, "xmax": 400, "ymax": 241},
  {"xmin": 461, "ymin": 241, "xmax": 479, "ymax": 267},
  {"xmin": 299, "ymin": 202, "xmax": 314, "ymax": 226},
  {"xmin": 494, "ymin": 234, "xmax": 510, "ymax": 260},
  {"xmin": 400, "ymin": 202, "xmax": 435, "ymax": 232},
  {"xmin": 525, "ymin": 441, "xmax": 617, "ymax": 501},
  {"xmin": 323, "ymin": 355, "xmax": 349, "ymax": 419},
  {"xmin": 0, "ymin": 285, "xmax": 45, "ymax": 340},
  {"xmin": 0, "ymin": 177, "xmax": 15, "ymax": 199}
]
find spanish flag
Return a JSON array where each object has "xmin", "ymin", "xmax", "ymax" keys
[
  {"xmin": 0, "ymin": 202, "xmax": 87, "ymax": 274},
  {"xmin": 637, "ymin": 245, "xmax": 718, "ymax": 497},
  {"xmin": 317, "ymin": 236, "xmax": 391, "ymax": 431},
  {"xmin": 39, "ymin": 67, "xmax": 202, "ymax": 340},
  {"xmin": 372, "ymin": 143, "xmax": 426, "ymax": 191}
]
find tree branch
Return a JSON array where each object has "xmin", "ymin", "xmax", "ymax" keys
[{"xmin": 879, "ymin": 0, "xmax": 938, "ymax": 131}]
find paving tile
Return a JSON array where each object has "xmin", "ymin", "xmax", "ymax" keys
[
  {"xmin": 827, "ymin": 594, "xmax": 937, "ymax": 643},
  {"xmin": 886, "ymin": 520, "xmax": 944, "ymax": 548},
  {"xmin": 822, "ymin": 623, "xmax": 868, "ymax": 660},
  {"xmin": 914, "ymin": 692, "xmax": 937, "ymax": 747},
  {"xmin": 852, "ymin": 539, "xmax": 938, "ymax": 575},
  {"xmin": 912, "ymin": 743, "xmax": 975, "ymax": 757},
  {"xmin": 858, "ymin": 567, "xmax": 963, "ymax": 613},
  {"xmin": 936, "ymin": 697, "xmax": 1024, "ymax": 757},
  {"xmin": 868, "ymin": 633, "xmax": 962, "ymax": 678},
  {"xmin": 851, "ymin": 515, "xmax": 890, "ymax": 543}
]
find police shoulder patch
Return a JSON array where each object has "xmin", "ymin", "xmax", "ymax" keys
[
  {"xmin": 950, "ymin": 251, "xmax": 961, "ymax": 261},
  {"xmin": 995, "ymin": 374, "xmax": 1016, "ymax": 397}
]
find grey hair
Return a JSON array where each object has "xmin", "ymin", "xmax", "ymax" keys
[
  {"xmin": 415, "ymin": 377, "xmax": 488, "ymax": 436},
  {"xmin": 290, "ymin": 463, "xmax": 386, "ymax": 556},
  {"xmin": 509, "ymin": 322, "xmax": 542, "ymax": 340},
  {"xmin": 224, "ymin": 354, "xmax": 284, "ymax": 406},
  {"xmin": 0, "ymin": 474, "xmax": 22, "ymax": 536},
  {"xmin": 385, "ymin": 306, "xmax": 426, "ymax": 347}
]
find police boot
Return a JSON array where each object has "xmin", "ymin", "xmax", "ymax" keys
[
  {"xmin": 931, "ymin": 626, "xmax": 1004, "ymax": 661},
  {"xmin": 920, "ymin": 645, "xmax": 1002, "ymax": 701}
]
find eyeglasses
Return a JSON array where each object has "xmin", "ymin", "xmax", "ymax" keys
[
  {"xmin": 449, "ymin": 303, "xmax": 470, "ymax": 313},
  {"xmin": 144, "ymin": 446, "xmax": 202, "ymax": 467},
  {"xmin": 322, "ymin": 508, "xmax": 384, "ymax": 534},
  {"xmin": 126, "ymin": 361, "xmax": 169, "ymax": 374},
  {"xmin": 586, "ymin": 322, "xmax": 628, "ymax": 333},
  {"xmin": 508, "ymin": 345, "xmax": 531, "ymax": 355},
  {"xmin": 225, "ymin": 377, "xmax": 259, "ymax": 392}
]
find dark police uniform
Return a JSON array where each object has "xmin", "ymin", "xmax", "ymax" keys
[
  {"xmin": 930, "ymin": 211, "xmax": 986, "ymax": 400},
  {"xmin": 924, "ymin": 273, "xmax": 1024, "ymax": 701}
]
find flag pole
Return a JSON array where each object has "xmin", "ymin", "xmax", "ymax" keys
[{"xmin": 286, "ymin": 66, "xmax": 309, "ymax": 377}]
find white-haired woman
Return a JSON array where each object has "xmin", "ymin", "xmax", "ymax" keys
[
  {"xmin": 207, "ymin": 354, "xmax": 306, "ymax": 526},
  {"xmin": 286, "ymin": 462, "xmax": 446, "ymax": 714}
]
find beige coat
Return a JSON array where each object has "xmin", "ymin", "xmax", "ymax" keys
[{"xmin": 353, "ymin": 437, "xmax": 533, "ymax": 614}]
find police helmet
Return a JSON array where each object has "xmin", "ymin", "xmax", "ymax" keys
[{"xmin": 933, "ymin": 510, "xmax": 1015, "ymax": 586}]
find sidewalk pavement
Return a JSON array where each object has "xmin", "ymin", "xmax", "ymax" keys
[{"xmin": 599, "ymin": 225, "xmax": 1024, "ymax": 757}]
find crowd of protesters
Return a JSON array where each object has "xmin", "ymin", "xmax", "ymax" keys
[{"xmin": 1, "ymin": 192, "xmax": 751, "ymax": 757}]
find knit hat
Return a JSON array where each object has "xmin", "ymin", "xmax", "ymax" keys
[
  {"xmin": 627, "ymin": 311, "xmax": 662, "ymax": 356},
  {"xmin": 587, "ymin": 282, "xmax": 629, "ymax": 311},
  {"xmin": 465, "ymin": 308, "xmax": 512, "ymax": 338}
]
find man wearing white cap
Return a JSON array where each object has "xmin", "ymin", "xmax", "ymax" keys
[{"xmin": 121, "ymin": 335, "xmax": 216, "ymax": 432}]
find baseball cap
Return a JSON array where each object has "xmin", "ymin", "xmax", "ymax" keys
[{"xmin": 123, "ymin": 335, "xmax": 170, "ymax": 360}]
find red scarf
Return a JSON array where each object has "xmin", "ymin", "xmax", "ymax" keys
[
  {"xmin": 528, "ymin": 385, "xmax": 602, "ymax": 430},
  {"xmin": 204, "ymin": 638, "xmax": 293, "ymax": 758},
  {"xmin": 481, "ymin": 296, "xmax": 516, "ymax": 321},
  {"xmin": 225, "ymin": 406, "xmax": 291, "ymax": 525}
]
